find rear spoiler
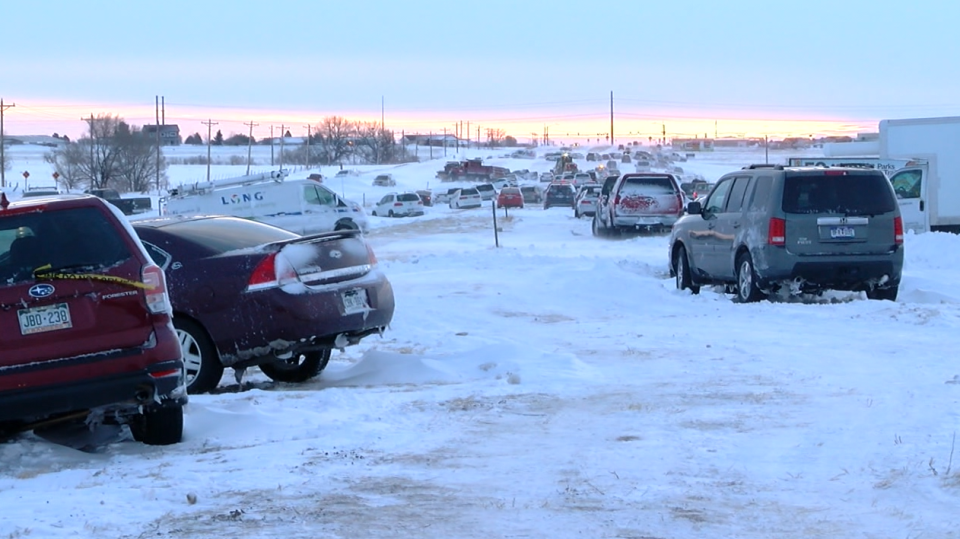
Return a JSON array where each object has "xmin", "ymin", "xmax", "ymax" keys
[{"xmin": 263, "ymin": 228, "xmax": 363, "ymax": 250}]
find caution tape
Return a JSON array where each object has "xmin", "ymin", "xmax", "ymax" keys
[{"xmin": 32, "ymin": 264, "xmax": 156, "ymax": 290}]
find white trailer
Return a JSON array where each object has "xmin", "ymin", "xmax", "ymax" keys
[{"xmin": 164, "ymin": 170, "xmax": 369, "ymax": 234}]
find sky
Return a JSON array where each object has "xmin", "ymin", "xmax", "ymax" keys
[{"xmin": 4, "ymin": 0, "xmax": 960, "ymax": 141}]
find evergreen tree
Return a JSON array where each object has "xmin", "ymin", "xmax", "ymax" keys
[{"xmin": 213, "ymin": 130, "xmax": 224, "ymax": 146}]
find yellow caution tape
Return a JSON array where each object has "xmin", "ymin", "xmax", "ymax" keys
[{"xmin": 32, "ymin": 264, "xmax": 156, "ymax": 290}]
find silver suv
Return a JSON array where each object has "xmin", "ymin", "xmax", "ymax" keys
[{"xmin": 669, "ymin": 165, "xmax": 904, "ymax": 302}]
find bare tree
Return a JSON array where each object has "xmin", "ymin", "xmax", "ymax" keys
[
  {"xmin": 115, "ymin": 125, "xmax": 167, "ymax": 192},
  {"xmin": 45, "ymin": 114, "xmax": 168, "ymax": 193},
  {"xmin": 355, "ymin": 122, "xmax": 398, "ymax": 164},
  {"xmin": 313, "ymin": 116, "xmax": 355, "ymax": 165},
  {"xmin": 487, "ymin": 128, "xmax": 507, "ymax": 147}
]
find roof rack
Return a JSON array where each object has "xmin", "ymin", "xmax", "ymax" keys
[{"xmin": 742, "ymin": 164, "xmax": 784, "ymax": 170}]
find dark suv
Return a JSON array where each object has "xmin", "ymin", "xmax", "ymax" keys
[
  {"xmin": 0, "ymin": 194, "xmax": 186, "ymax": 444},
  {"xmin": 669, "ymin": 165, "xmax": 904, "ymax": 302}
]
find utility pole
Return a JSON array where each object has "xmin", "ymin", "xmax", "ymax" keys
[
  {"xmin": 83, "ymin": 114, "xmax": 96, "ymax": 187},
  {"xmin": 202, "ymin": 119, "xmax": 217, "ymax": 182},
  {"xmin": 380, "ymin": 96, "xmax": 384, "ymax": 166},
  {"xmin": 0, "ymin": 99, "xmax": 15, "ymax": 188},
  {"xmin": 270, "ymin": 125, "xmax": 275, "ymax": 167},
  {"xmin": 279, "ymin": 124, "xmax": 286, "ymax": 171},
  {"xmin": 429, "ymin": 131, "xmax": 433, "ymax": 159},
  {"xmin": 155, "ymin": 96, "xmax": 161, "ymax": 196},
  {"xmin": 303, "ymin": 124, "xmax": 312, "ymax": 170},
  {"xmin": 609, "ymin": 91, "xmax": 614, "ymax": 147},
  {"xmin": 244, "ymin": 121, "xmax": 258, "ymax": 175},
  {"xmin": 467, "ymin": 121, "xmax": 470, "ymax": 149},
  {"xmin": 477, "ymin": 125, "xmax": 481, "ymax": 148},
  {"xmin": 662, "ymin": 123, "xmax": 666, "ymax": 146},
  {"xmin": 443, "ymin": 127, "xmax": 447, "ymax": 157}
]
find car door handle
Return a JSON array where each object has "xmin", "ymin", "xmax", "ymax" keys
[{"xmin": 707, "ymin": 223, "xmax": 715, "ymax": 230}]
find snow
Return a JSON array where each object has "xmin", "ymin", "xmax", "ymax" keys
[{"xmin": 2, "ymin": 144, "xmax": 960, "ymax": 538}]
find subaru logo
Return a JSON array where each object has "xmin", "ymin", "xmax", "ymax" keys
[{"xmin": 28, "ymin": 284, "xmax": 55, "ymax": 298}]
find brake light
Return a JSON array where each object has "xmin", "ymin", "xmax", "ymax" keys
[
  {"xmin": 614, "ymin": 194, "xmax": 621, "ymax": 205},
  {"xmin": 894, "ymin": 216, "xmax": 903, "ymax": 244},
  {"xmin": 823, "ymin": 170, "xmax": 845, "ymax": 176},
  {"xmin": 142, "ymin": 264, "xmax": 172, "ymax": 314},
  {"xmin": 394, "ymin": 202, "xmax": 403, "ymax": 206},
  {"xmin": 676, "ymin": 193, "xmax": 683, "ymax": 215},
  {"xmin": 247, "ymin": 251, "xmax": 298, "ymax": 292},
  {"xmin": 768, "ymin": 218, "xmax": 786, "ymax": 246},
  {"xmin": 365, "ymin": 243, "xmax": 379, "ymax": 266}
]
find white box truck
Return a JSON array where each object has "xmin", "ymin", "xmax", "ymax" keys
[
  {"xmin": 878, "ymin": 116, "xmax": 960, "ymax": 234},
  {"xmin": 164, "ymin": 170, "xmax": 369, "ymax": 234}
]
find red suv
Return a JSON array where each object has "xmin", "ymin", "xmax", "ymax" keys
[{"xmin": 0, "ymin": 193, "xmax": 186, "ymax": 445}]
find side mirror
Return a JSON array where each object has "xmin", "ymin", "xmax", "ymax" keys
[{"xmin": 686, "ymin": 201, "xmax": 702, "ymax": 215}]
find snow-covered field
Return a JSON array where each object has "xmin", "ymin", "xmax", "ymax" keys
[{"xmin": 2, "ymin": 144, "xmax": 960, "ymax": 538}]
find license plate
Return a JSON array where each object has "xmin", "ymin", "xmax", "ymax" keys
[
  {"xmin": 830, "ymin": 226, "xmax": 856, "ymax": 239},
  {"xmin": 341, "ymin": 289, "xmax": 369, "ymax": 314},
  {"xmin": 18, "ymin": 303, "xmax": 72, "ymax": 335}
]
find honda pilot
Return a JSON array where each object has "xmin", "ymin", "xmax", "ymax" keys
[{"xmin": 669, "ymin": 165, "xmax": 903, "ymax": 302}]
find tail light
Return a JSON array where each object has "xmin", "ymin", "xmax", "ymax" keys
[
  {"xmin": 675, "ymin": 193, "xmax": 683, "ymax": 215},
  {"xmin": 247, "ymin": 251, "xmax": 299, "ymax": 292},
  {"xmin": 142, "ymin": 264, "xmax": 172, "ymax": 314},
  {"xmin": 394, "ymin": 202, "xmax": 403, "ymax": 206},
  {"xmin": 365, "ymin": 243, "xmax": 379, "ymax": 266},
  {"xmin": 768, "ymin": 218, "xmax": 786, "ymax": 246},
  {"xmin": 614, "ymin": 194, "xmax": 621, "ymax": 205},
  {"xmin": 894, "ymin": 216, "xmax": 904, "ymax": 244}
]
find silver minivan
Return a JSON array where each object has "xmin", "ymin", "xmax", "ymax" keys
[{"xmin": 669, "ymin": 165, "xmax": 904, "ymax": 302}]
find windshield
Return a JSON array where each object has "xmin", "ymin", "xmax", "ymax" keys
[{"xmin": 781, "ymin": 173, "xmax": 896, "ymax": 215}]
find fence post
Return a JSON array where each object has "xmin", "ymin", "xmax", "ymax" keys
[{"xmin": 492, "ymin": 200, "xmax": 499, "ymax": 248}]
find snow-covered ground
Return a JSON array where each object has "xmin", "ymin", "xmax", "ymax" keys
[{"xmin": 2, "ymin": 144, "xmax": 960, "ymax": 538}]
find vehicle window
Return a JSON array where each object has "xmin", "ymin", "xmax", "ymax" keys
[
  {"xmin": 461, "ymin": 188, "xmax": 479, "ymax": 196},
  {"xmin": 747, "ymin": 176, "xmax": 773, "ymax": 211},
  {"xmin": 891, "ymin": 169, "xmax": 922, "ymax": 199},
  {"xmin": 724, "ymin": 177, "xmax": 752, "ymax": 213},
  {"xmin": 620, "ymin": 176, "xmax": 676, "ymax": 196},
  {"xmin": 782, "ymin": 173, "xmax": 897, "ymax": 215},
  {"xmin": 163, "ymin": 217, "xmax": 298, "ymax": 254},
  {"xmin": 0, "ymin": 207, "xmax": 133, "ymax": 284},
  {"xmin": 304, "ymin": 185, "xmax": 326, "ymax": 205},
  {"xmin": 141, "ymin": 240, "xmax": 172, "ymax": 270},
  {"xmin": 315, "ymin": 186, "xmax": 337, "ymax": 205},
  {"xmin": 397, "ymin": 193, "xmax": 419, "ymax": 202},
  {"xmin": 378, "ymin": 195, "xmax": 392, "ymax": 204},
  {"xmin": 704, "ymin": 179, "xmax": 733, "ymax": 214}
]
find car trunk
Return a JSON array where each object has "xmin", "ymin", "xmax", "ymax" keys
[
  {"xmin": 273, "ymin": 231, "xmax": 374, "ymax": 287},
  {"xmin": 781, "ymin": 173, "xmax": 899, "ymax": 256}
]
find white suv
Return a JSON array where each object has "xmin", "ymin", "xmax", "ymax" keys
[{"xmin": 372, "ymin": 192, "xmax": 424, "ymax": 217}]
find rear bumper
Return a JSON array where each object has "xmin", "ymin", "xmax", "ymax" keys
[
  {"xmin": 755, "ymin": 249, "xmax": 903, "ymax": 292},
  {"xmin": 613, "ymin": 214, "xmax": 679, "ymax": 228},
  {"xmin": 210, "ymin": 271, "xmax": 396, "ymax": 367},
  {"xmin": 0, "ymin": 359, "xmax": 187, "ymax": 423}
]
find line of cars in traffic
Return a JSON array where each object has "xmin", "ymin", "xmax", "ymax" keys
[{"xmin": 0, "ymin": 191, "xmax": 396, "ymax": 446}]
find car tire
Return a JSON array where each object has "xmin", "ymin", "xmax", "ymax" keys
[
  {"xmin": 334, "ymin": 220, "xmax": 359, "ymax": 231},
  {"xmin": 129, "ymin": 404, "xmax": 183, "ymax": 446},
  {"xmin": 735, "ymin": 253, "xmax": 765, "ymax": 303},
  {"xmin": 674, "ymin": 245, "xmax": 700, "ymax": 294},
  {"xmin": 388, "ymin": 210, "xmax": 395, "ymax": 218},
  {"xmin": 866, "ymin": 285, "xmax": 898, "ymax": 302},
  {"xmin": 259, "ymin": 349, "xmax": 332, "ymax": 383},
  {"xmin": 371, "ymin": 210, "xmax": 377, "ymax": 217},
  {"xmin": 174, "ymin": 318, "xmax": 224, "ymax": 394},
  {"xmin": 591, "ymin": 215, "xmax": 607, "ymax": 237}
]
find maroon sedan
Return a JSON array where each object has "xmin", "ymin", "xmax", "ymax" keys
[
  {"xmin": 496, "ymin": 187, "xmax": 524, "ymax": 209},
  {"xmin": 134, "ymin": 216, "xmax": 395, "ymax": 393}
]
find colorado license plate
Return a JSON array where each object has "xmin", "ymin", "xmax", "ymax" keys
[
  {"xmin": 341, "ymin": 289, "xmax": 369, "ymax": 314},
  {"xmin": 830, "ymin": 226, "xmax": 856, "ymax": 239},
  {"xmin": 18, "ymin": 303, "xmax": 73, "ymax": 335}
]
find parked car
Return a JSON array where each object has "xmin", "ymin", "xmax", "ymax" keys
[
  {"xmin": 543, "ymin": 182, "xmax": 576, "ymax": 209},
  {"xmin": 476, "ymin": 183, "xmax": 497, "ymax": 201},
  {"xmin": 496, "ymin": 187, "xmax": 524, "ymax": 209},
  {"xmin": 133, "ymin": 215, "xmax": 395, "ymax": 393},
  {"xmin": 573, "ymin": 172, "xmax": 592, "ymax": 186},
  {"xmin": 593, "ymin": 173, "xmax": 684, "ymax": 236},
  {"xmin": 449, "ymin": 187, "xmax": 483, "ymax": 209},
  {"xmin": 669, "ymin": 165, "xmax": 904, "ymax": 302},
  {"xmin": 433, "ymin": 187, "xmax": 461, "ymax": 205},
  {"xmin": 0, "ymin": 193, "xmax": 186, "ymax": 445},
  {"xmin": 372, "ymin": 192, "xmax": 425, "ymax": 217},
  {"xmin": 520, "ymin": 185, "xmax": 544, "ymax": 204},
  {"xmin": 574, "ymin": 184, "xmax": 603, "ymax": 218},
  {"xmin": 492, "ymin": 177, "xmax": 518, "ymax": 191},
  {"xmin": 372, "ymin": 174, "xmax": 396, "ymax": 187},
  {"xmin": 416, "ymin": 189, "xmax": 433, "ymax": 207},
  {"xmin": 586, "ymin": 153, "xmax": 598, "ymax": 162},
  {"xmin": 20, "ymin": 186, "xmax": 62, "ymax": 198}
]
